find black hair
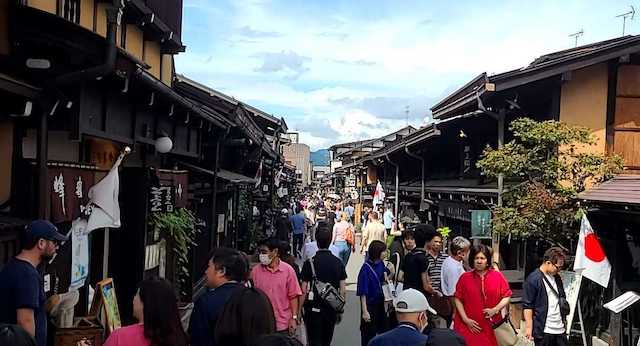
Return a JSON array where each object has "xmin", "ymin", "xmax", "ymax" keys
[
  {"xmin": 543, "ymin": 247, "xmax": 567, "ymax": 265},
  {"xmin": 138, "ymin": 278, "xmax": 188, "ymax": 346},
  {"xmin": 402, "ymin": 230, "xmax": 415, "ymax": 240},
  {"xmin": 0, "ymin": 324, "xmax": 35, "ymax": 346},
  {"xmin": 468, "ymin": 244, "xmax": 493, "ymax": 269},
  {"xmin": 215, "ymin": 287, "xmax": 276, "ymax": 346},
  {"xmin": 251, "ymin": 333, "xmax": 304, "ymax": 346},
  {"xmin": 316, "ymin": 228, "xmax": 332, "ymax": 249},
  {"xmin": 368, "ymin": 240, "xmax": 387, "ymax": 261},
  {"xmin": 411, "ymin": 224, "xmax": 435, "ymax": 248},
  {"xmin": 258, "ymin": 238, "xmax": 281, "ymax": 256},
  {"xmin": 424, "ymin": 230, "xmax": 443, "ymax": 243},
  {"xmin": 210, "ymin": 247, "xmax": 249, "ymax": 282}
]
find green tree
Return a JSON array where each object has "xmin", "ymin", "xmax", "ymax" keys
[{"xmin": 476, "ymin": 118, "xmax": 623, "ymax": 241}]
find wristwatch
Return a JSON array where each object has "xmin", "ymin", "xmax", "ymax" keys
[{"xmin": 292, "ymin": 314, "xmax": 299, "ymax": 321}]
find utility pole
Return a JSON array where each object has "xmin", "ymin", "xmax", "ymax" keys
[
  {"xmin": 616, "ymin": 6, "xmax": 635, "ymax": 36},
  {"xmin": 405, "ymin": 105, "xmax": 410, "ymax": 127}
]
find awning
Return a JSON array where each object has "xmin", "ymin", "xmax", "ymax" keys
[
  {"xmin": 579, "ymin": 175, "xmax": 640, "ymax": 206},
  {"xmin": 177, "ymin": 161, "xmax": 256, "ymax": 185}
]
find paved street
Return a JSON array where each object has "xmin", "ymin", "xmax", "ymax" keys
[{"xmin": 332, "ymin": 242, "xmax": 365, "ymax": 346}]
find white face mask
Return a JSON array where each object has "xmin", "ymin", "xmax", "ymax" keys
[
  {"xmin": 418, "ymin": 312, "xmax": 428, "ymax": 332},
  {"xmin": 259, "ymin": 254, "xmax": 272, "ymax": 266}
]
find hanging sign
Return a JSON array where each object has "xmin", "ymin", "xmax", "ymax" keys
[
  {"xmin": 48, "ymin": 167, "xmax": 95, "ymax": 223},
  {"xmin": 70, "ymin": 218, "xmax": 89, "ymax": 289},
  {"xmin": 470, "ymin": 210, "xmax": 492, "ymax": 239}
]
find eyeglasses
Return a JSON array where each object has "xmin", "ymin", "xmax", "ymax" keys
[{"xmin": 550, "ymin": 262, "xmax": 563, "ymax": 271}]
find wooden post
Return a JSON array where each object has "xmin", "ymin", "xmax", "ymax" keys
[
  {"xmin": 211, "ymin": 136, "xmax": 221, "ymax": 249},
  {"xmin": 493, "ymin": 109, "xmax": 505, "ymax": 266}
]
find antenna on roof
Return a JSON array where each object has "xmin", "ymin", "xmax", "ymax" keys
[
  {"xmin": 405, "ymin": 105, "xmax": 410, "ymax": 126},
  {"xmin": 569, "ymin": 29, "xmax": 584, "ymax": 47},
  {"xmin": 616, "ymin": 6, "xmax": 635, "ymax": 36}
]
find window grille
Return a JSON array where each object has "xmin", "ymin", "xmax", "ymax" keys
[{"xmin": 59, "ymin": 0, "xmax": 81, "ymax": 24}]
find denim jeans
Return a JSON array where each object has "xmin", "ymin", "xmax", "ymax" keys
[{"xmin": 335, "ymin": 241, "xmax": 351, "ymax": 266}]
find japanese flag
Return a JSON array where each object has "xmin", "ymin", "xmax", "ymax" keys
[
  {"xmin": 373, "ymin": 181, "xmax": 385, "ymax": 206},
  {"xmin": 573, "ymin": 214, "xmax": 611, "ymax": 288}
]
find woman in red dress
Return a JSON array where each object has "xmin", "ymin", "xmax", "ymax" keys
[{"xmin": 453, "ymin": 245, "xmax": 512, "ymax": 346}]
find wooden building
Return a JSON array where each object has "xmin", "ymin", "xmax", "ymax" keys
[{"xmin": 0, "ymin": 0, "xmax": 289, "ymax": 330}]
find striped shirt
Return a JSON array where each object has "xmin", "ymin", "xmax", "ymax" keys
[{"xmin": 426, "ymin": 251, "xmax": 448, "ymax": 292}]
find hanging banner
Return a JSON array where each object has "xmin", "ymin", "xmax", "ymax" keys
[
  {"xmin": 70, "ymin": 218, "xmax": 89, "ymax": 289},
  {"xmin": 48, "ymin": 167, "xmax": 95, "ymax": 223},
  {"xmin": 470, "ymin": 210, "xmax": 492, "ymax": 239}
]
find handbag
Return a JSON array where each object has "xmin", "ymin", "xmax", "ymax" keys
[
  {"xmin": 427, "ymin": 294, "xmax": 453, "ymax": 317},
  {"xmin": 345, "ymin": 226, "xmax": 355, "ymax": 247},
  {"xmin": 365, "ymin": 263, "xmax": 396, "ymax": 302},
  {"xmin": 542, "ymin": 274, "xmax": 570, "ymax": 318},
  {"xmin": 309, "ymin": 258, "xmax": 346, "ymax": 313},
  {"xmin": 492, "ymin": 314, "xmax": 519, "ymax": 346}
]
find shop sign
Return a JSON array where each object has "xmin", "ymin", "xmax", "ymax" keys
[
  {"xmin": 149, "ymin": 186, "xmax": 174, "ymax": 213},
  {"xmin": 149, "ymin": 171, "xmax": 189, "ymax": 213},
  {"xmin": 470, "ymin": 210, "xmax": 492, "ymax": 239},
  {"xmin": 48, "ymin": 167, "xmax": 95, "ymax": 223}
]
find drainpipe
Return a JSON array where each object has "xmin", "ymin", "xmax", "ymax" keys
[
  {"xmin": 212, "ymin": 127, "xmax": 230, "ymax": 249},
  {"xmin": 54, "ymin": 1, "xmax": 124, "ymax": 86},
  {"xmin": 384, "ymin": 153, "xmax": 399, "ymax": 222},
  {"xmin": 404, "ymin": 146, "xmax": 425, "ymax": 210},
  {"xmin": 476, "ymin": 91, "xmax": 505, "ymax": 267}
]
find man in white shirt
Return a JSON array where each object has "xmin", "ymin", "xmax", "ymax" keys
[
  {"xmin": 361, "ymin": 212, "xmax": 386, "ymax": 255},
  {"xmin": 440, "ymin": 236, "xmax": 471, "ymax": 327}
]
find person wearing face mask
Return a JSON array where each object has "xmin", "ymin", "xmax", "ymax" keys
[
  {"xmin": 453, "ymin": 245, "xmax": 512, "ymax": 346},
  {"xmin": 250, "ymin": 238, "xmax": 303, "ymax": 336},
  {"xmin": 368, "ymin": 288, "xmax": 432, "ymax": 346},
  {"xmin": 0, "ymin": 220, "xmax": 67, "ymax": 346},
  {"xmin": 189, "ymin": 248, "xmax": 248, "ymax": 346}
]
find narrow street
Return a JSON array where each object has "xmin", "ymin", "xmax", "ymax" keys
[{"xmin": 332, "ymin": 239, "xmax": 365, "ymax": 346}]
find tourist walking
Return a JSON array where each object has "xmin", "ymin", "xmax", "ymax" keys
[
  {"xmin": 290, "ymin": 208, "xmax": 307, "ymax": 257},
  {"xmin": 105, "ymin": 278, "xmax": 188, "ymax": 346},
  {"xmin": 424, "ymin": 231, "xmax": 449, "ymax": 328},
  {"xmin": 440, "ymin": 236, "xmax": 471, "ymax": 327},
  {"xmin": 389, "ymin": 229, "xmax": 416, "ymax": 279},
  {"xmin": 361, "ymin": 212, "xmax": 386, "ymax": 256},
  {"xmin": 344, "ymin": 202, "xmax": 355, "ymax": 222},
  {"xmin": 0, "ymin": 220, "xmax": 67, "ymax": 346},
  {"xmin": 301, "ymin": 228, "xmax": 347, "ymax": 346},
  {"xmin": 523, "ymin": 247, "xmax": 569, "ymax": 346},
  {"xmin": 215, "ymin": 287, "xmax": 276, "ymax": 346},
  {"xmin": 190, "ymin": 248, "xmax": 248, "ymax": 346},
  {"xmin": 399, "ymin": 227, "xmax": 434, "ymax": 297},
  {"xmin": 251, "ymin": 238, "xmax": 303, "ymax": 335},
  {"xmin": 331, "ymin": 212, "xmax": 354, "ymax": 266},
  {"xmin": 276, "ymin": 209, "xmax": 293, "ymax": 243},
  {"xmin": 453, "ymin": 245, "xmax": 512, "ymax": 346},
  {"xmin": 383, "ymin": 207, "xmax": 394, "ymax": 236},
  {"xmin": 368, "ymin": 288, "xmax": 433, "ymax": 346},
  {"xmin": 357, "ymin": 240, "xmax": 390, "ymax": 346}
]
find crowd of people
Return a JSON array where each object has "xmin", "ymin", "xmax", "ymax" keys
[{"xmin": 0, "ymin": 205, "xmax": 573, "ymax": 346}]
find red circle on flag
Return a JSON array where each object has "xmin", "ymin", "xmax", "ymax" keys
[{"xmin": 585, "ymin": 233, "xmax": 606, "ymax": 262}]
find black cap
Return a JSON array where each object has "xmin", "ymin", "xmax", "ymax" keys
[{"xmin": 25, "ymin": 220, "xmax": 67, "ymax": 242}]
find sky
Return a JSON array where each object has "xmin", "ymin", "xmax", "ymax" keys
[{"xmin": 175, "ymin": 0, "xmax": 638, "ymax": 151}]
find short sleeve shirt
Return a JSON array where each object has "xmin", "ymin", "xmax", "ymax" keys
[
  {"xmin": 0, "ymin": 258, "xmax": 47, "ymax": 346},
  {"xmin": 251, "ymin": 261, "xmax": 302, "ymax": 331},
  {"xmin": 440, "ymin": 256, "xmax": 465, "ymax": 296},
  {"xmin": 301, "ymin": 250, "xmax": 347, "ymax": 311},
  {"xmin": 290, "ymin": 214, "xmax": 306, "ymax": 234},
  {"xmin": 402, "ymin": 249, "xmax": 429, "ymax": 295},
  {"xmin": 426, "ymin": 252, "xmax": 448, "ymax": 293}
]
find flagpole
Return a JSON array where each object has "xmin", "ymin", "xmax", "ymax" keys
[{"xmin": 102, "ymin": 146, "xmax": 131, "ymax": 279}]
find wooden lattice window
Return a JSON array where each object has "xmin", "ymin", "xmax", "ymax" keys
[{"xmin": 59, "ymin": 0, "xmax": 80, "ymax": 24}]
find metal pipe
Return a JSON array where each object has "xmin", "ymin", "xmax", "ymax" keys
[
  {"xmin": 404, "ymin": 146, "xmax": 425, "ymax": 210},
  {"xmin": 385, "ymin": 153, "xmax": 399, "ymax": 221}
]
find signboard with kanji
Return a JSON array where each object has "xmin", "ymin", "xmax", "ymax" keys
[
  {"xmin": 470, "ymin": 209, "xmax": 492, "ymax": 239},
  {"xmin": 148, "ymin": 170, "xmax": 189, "ymax": 214},
  {"xmin": 48, "ymin": 167, "xmax": 95, "ymax": 223}
]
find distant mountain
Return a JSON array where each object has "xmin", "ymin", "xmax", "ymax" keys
[{"xmin": 310, "ymin": 149, "xmax": 330, "ymax": 166}]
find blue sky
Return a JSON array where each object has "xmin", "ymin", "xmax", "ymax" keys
[{"xmin": 176, "ymin": 0, "xmax": 638, "ymax": 150}]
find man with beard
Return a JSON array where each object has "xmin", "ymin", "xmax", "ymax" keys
[{"xmin": 0, "ymin": 220, "xmax": 67, "ymax": 346}]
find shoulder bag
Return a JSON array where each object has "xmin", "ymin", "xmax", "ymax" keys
[
  {"xmin": 309, "ymin": 258, "xmax": 345, "ymax": 313},
  {"xmin": 478, "ymin": 272, "xmax": 517, "ymax": 346},
  {"xmin": 541, "ymin": 274, "xmax": 570, "ymax": 318},
  {"xmin": 365, "ymin": 262, "xmax": 396, "ymax": 302}
]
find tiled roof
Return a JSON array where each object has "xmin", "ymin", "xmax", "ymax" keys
[{"xmin": 579, "ymin": 175, "xmax": 640, "ymax": 206}]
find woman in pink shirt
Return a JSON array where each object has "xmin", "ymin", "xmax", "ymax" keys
[
  {"xmin": 104, "ymin": 278, "xmax": 187, "ymax": 346},
  {"xmin": 332, "ymin": 212, "xmax": 354, "ymax": 265}
]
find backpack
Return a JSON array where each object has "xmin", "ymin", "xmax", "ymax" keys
[{"xmin": 308, "ymin": 257, "xmax": 345, "ymax": 313}]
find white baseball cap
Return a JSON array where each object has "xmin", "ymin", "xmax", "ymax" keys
[
  {"xmin": 394, "ymin": 289, "xmax": 436, "ymax": 314},
  {"xmin": 281, "ymin": 208, "xmax": 288, "ymax": 214}
]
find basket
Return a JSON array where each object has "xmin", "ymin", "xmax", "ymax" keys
[{"xmin": 53, "ymin": 317, "xmax": 104, "ymax": 346}]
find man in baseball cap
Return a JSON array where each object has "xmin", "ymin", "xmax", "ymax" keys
[
  {"xmin": 368, "ymin": 288, "xmax": 434, "ymax": 346},
  {"xmin": 0, "ymin": 220, "xmax": 67, "ymax": 346}
]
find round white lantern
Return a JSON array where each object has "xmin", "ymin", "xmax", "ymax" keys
[{"xmin": 155, "ymin": 136, "xmax": 173, "ymax": 153}]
